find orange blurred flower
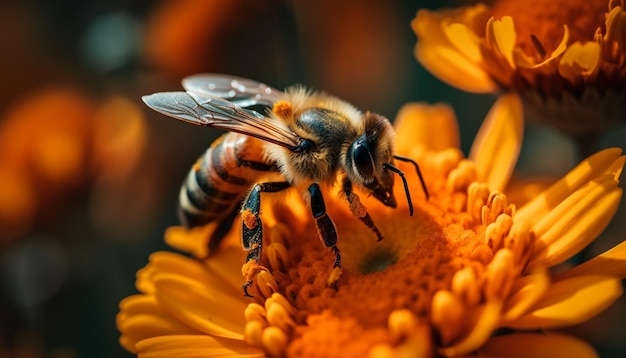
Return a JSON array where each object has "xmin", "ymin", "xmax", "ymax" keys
[{"xmin": 0, "ymin": 88, "xmax": 147, "ymax": 242}]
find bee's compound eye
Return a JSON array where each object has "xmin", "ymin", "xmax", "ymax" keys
[
  {"xmin": 300, "ymin": 138, "xmax": 315, "ymax": 151},
  {"xmin": 352, "ymin": 142, "xmax": 375, "ymax": 179}
]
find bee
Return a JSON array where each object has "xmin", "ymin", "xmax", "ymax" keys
[{"xmin": 142, "ymin": 74, "xmax": 428, "ymax": 296}]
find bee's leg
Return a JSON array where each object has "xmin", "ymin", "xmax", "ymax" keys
[
  {"xmin": 307, "ymin": 183, "xmax": 342, "ymax": 287},
  {"xmin": 240, "ymin": 181, "xmax": 291, "ymax": 297},
  {"xmin": 342, "ymin": 178, "xmax": 384, "ymax": 241},
  {"xmin": 393, "ymin": 155, "xmax": 429, "ymax": 200}
]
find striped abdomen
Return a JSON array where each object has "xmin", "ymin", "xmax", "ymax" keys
[{"xmin": 179, "ymin": 132, "xmax": 277, "ymax": 234}]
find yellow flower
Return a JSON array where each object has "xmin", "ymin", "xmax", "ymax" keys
[
  {"xmin": 412, "ymin": 0, "xmax": 626, "ymax": 138},
  {"xmin": 117, "ymin": 94, "xmax": 625, "ymax": 357}
]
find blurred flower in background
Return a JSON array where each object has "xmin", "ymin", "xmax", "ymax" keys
[
  {"xmin": 0, "ymin": 88, "xmax": 154, "ymax": 357},
  {"xmin": 412, "ymin": 0, "xmax": 626, "ymax": 149},
  {"xmin": 0, "ymin": 89, "xmax": 148, "ymax": 243},
  {"xmin": 141, "ymin": 0, "xmax": 417, "ymax": 117}
]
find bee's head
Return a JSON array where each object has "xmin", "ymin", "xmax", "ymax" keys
[{"xmin": 345, "ymin": 112, "xmax": 397, "ymax": 207}]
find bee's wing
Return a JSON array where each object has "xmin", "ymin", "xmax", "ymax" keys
[
  {"xmin": 182, "ymin": 73, "xmax": 284, "ymax": 108},
  {"xmin": 142, "ymin": 91, "xmax": 301, "ymax": 151}
]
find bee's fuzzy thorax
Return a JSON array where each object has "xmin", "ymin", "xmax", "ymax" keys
[{"xmin": 282, "ymin": 86, "xmax": 363, "ymax": 131}]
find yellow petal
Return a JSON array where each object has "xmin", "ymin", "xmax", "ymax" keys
[
  {"xmin": 506, "ymin": 275, "xmax": 622, "ymax": 329},
  {"xmin": 603, "ymin": 6, "xmax": 626, "ymax": 50},
  {"xmin": 555, "ymin": 239, "xmax": 626, "ymax": 280},
  {"xmin": 117, "ymin": 295, "xmax": 201, "ymax": 353},
  {"xmin": 118, "ymin": 312, "xmax": 199, "ymax": 350},
  {"xmin": 529, "ymin": 174, "xmax": 617, "ymax": 240},
  {"xmin": 415, "ymin": 39, "xmax": 498, "ymax": 93},
  {"xmin": 476, "ymin": 332, "xmax": 598, "ymax": 358},
  {"xmin": 150, "ymin": 248, "xmax": 245, "ymax": 297},
  {"xmin": 516, "ymin": 148, "xmax": 624, "ymax": 223},
  {"xmin": 443, "ymin": 22, "xmax": 483, "ymax": 64},
  {"xmin": 393, "ymin": 102, "xmax": 460, "ymax": 155},
  {"xmin": 469, "ymin": 93, "xmax": 523, "ymax": 192},
  {"xmin": 154, "ymin": 274, "xmax": 248, "ymax": 340},
  {"xmin": 136, "ymin": 335, "xmax": 264, "ymax": 358},
  {"xmin": 149, "ymin": 251, "xmax": 208, "ymax": 279},
  {"xmin": 559, "ymin": 41, "xmax": 601, "ymax": 82},
  {"xmin": 135, "ymin": 264, "xmax": 157, "ymax": 294},
  {"xmin": 119, "ymin": 336, "xmax": 139, "ymax": 354},
  {"xmin": 437, "ymin": 300, "xmax": 503, "ymax": 357},
  {"xmin": 118, "ymin": 294, "xmax": 162, "ymax": 318},
  {"xmin": 413, "ymin": 8, "xmax": 498, "ymax": 93},
  {"xmin": 501, "ymin": 270, "xmax": 550, "ymax": 322},
  {"xmin": 431, "ymin": 290, "xmax": 466, "ymax": 345},
  {"xmin": 528, "ymin": 180, "xmax": 622, "ymax": 270},
  {"xmin": 486, "ymin": 16, "xmax": 516, "ymax": 67},
  {"xmin": 202, "ymin": 246, "xmax": 248, "ymax": 295},
  {"xmin": 165, "ymin": 225, "xmax": 212, "ymax": 258}
]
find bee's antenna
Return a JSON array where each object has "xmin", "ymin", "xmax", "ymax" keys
[
  {"xmin": 393, "ymin": 155, "xmax": 429, "ymax": 200},
  {"xmin": 383, "ymin": 163, "xmax": 413, "ymax": 216}
]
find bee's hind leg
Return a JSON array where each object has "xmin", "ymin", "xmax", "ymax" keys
[
  {"xmin": 240, "ymin": 181, "xmax": 291, "ymax": 297},
  {"xmin": 307, "ymin": 183, "xmax": 343, "ymax": 287}
]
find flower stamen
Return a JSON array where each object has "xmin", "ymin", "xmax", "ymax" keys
[{"xmin": 530, "ymin": 34, "xmax": 547, "ymax": 58}]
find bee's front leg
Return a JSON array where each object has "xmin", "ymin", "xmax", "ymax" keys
[
  {"xmin": 307, "ymin": 183, "xmax": 343, "ymax": 287},
  {"xmin": 240, "ymin": 181, "xmax": 290, "ymax": 297},
  {"xmin": 342, "ymin": 178, "xmax": 384, "ymax": 241}
]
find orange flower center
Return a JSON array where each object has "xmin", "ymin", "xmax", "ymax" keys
[
  {"xmin": 492, "ymin": 0, "xmax": 607, "ymax": 57},
  {"xmin": 244, "ymin": 151, "xmax": 530, "ymax": 356},
  {"xmin": 265, "ymin": 205, "xmax": 489, "ymax": 356}
]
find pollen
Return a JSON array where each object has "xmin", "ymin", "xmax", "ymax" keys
[
  {"xmin": 272, "ymin": 100, "xmax": 294, "ymax": 119},
  {"xmin": 346, "ymin": 192, "xmax": 367, "ymax": 218},
  {"xmin": 240, "ymin": 208, "xmax": 258, "ymax": 229}
]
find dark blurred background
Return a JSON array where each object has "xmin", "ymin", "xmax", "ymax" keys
[{"xmin": 0, "ymin": 1, "xmax": 623, "ymax": 357}]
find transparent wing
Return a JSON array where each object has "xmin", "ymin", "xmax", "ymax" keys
[
  {"xmin": 182, "ymin": 73, "xmax": 284, "ymax": 108},
  {"xmin": 142, "ymin": 91, "xmax": 301, "ymax": 151}
]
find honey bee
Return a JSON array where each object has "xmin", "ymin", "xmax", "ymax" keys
[{"xmin": 143, "ymin": 74, "xmax": 428, "ymax": 296}]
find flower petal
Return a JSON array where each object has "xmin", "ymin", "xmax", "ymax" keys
[
  {"xmin": 443, "ymin": 22, "xmax": 484, "ymax": 64},
  {"xmin": 393, "ymin": 102, "xmax": 460, "ymax": 155},
  {"xmin": 486, "ymin": 16, "xmax": 516, "ymax": 67},
  {"xmin": 118, "ymin": 310, "xmax": 200, "ymax": 352},
  {"xmin": 558, "ymin": 41, "xmax": 601, "ymax": 82},
  {"xmin": 165, "ymin": 224, "xmax": 240, "ymax": 259},
  {"xmin": 469, "ymin": 93, "xmax": 523, "ymax": 192},
  {"xmin": 516, "ymin": 148, "xmax": 624, "ymax": 223},
  {"xmin": 603, "ymin": 6, "xmax": 626, "ymax": 59},
  {"xmin": 506, "ymin": 275, "xmax": 622, "ymax": 329},
  {"xmin": 153, "ymin": 273, "xmax": 249, "ymax": 340},
  {"xmin": 555, "ymin": 239, "xmax": 626, "ymax": 280},
  {"xmin": 501, "ymin": 270, "xmax": 550, "ymax": 322},
  {"xmin": 150, "ymin": 248, "xmax": 245, "ymax": 296},
  {"xmin": 415, "ymin": 40, "xmax": 498, "ymax": 93},
  {"xmin": 412, "ymin": 8, "xmax": 498, "ymax": 93},
  {"xmin": 476, "ymin": 332, "xmax": 598, "ymax": 358},
  {"xmin": 528, "ymin": 178, "xmax": 622, "ymax": 270},
  {"xmin": 136, "ymin": 335, "xmax": 265, "ymax": 358},
  {"xmin": 117, "ymin": 295, "xmax": 200, "ymax": 353},
  {"xmin": 437, "ymin": 301, "xmax": 503, "ymax": 357}
]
